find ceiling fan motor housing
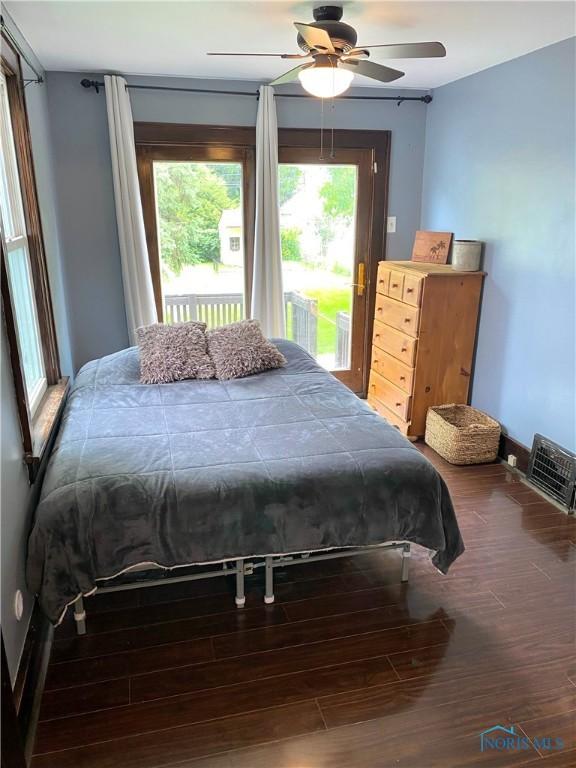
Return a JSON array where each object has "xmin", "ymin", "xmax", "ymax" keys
[
  {"xmin": 298, "ymin": 6, "xmax": 358, "ymax": 53},
  {"xmin": 313, "ymin": 6, "xmax": 344, "ymax": 22}
]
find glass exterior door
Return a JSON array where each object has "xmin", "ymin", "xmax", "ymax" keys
[{"xmin": 278, "ymin": 148, "xmax": 373, "ymax": 392}]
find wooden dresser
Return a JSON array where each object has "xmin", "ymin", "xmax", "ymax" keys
[{"xmin": 368, "ymin": 261, "xmax": 484, "ymax": 439}]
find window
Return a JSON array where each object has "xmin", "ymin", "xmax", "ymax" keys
[
  {"xmin": 0, "ymin": 71, "xmax": 47, "ymax": 414},
  {"xmin": 152, "ymin": 158, "xmax": 246, "ymax": 327},
  {"xmin": 1, "ymin": 38, "xmax": 65, "ymax": 480},
  {"xmin": 136, "ymin": 132, "xmax": 255, "ymax": 327}
]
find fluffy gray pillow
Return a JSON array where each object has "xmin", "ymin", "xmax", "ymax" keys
[
  {"xmin": 136, "ymin": 322, "xmax": 215, "ymax": 384},
  {"xmin": 206, "ymin": 320, "xmax": 286, "ymax": 380}
]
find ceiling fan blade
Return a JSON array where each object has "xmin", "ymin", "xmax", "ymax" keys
[
  {"xmin": 294, "ymin": 22, "xmax": 335, "ymax": 53},
  {"xmin": 339, "ymin": 59, "xmax": 404, "ymax": 83},
  {"xmin": 269, "ymin": 62, "xmax": 313, "ymax": 86},
  {"xmin": 207, "ymin": 52, "xmax": 309, "ymax": 59},
  {"xmin": 349, "ymin": 42, "xmax": 446, "ymax": 59}
]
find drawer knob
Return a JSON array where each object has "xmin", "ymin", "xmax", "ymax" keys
[
  {"xmin": 395, "ymin": 402, "xmax": 402, "ymax": 407},
  {"xmin": 406, "ymin": 288, "xmax": 414, "ymax": 293},
  {"xmin": 392, "ymin": 283, "xmax": 399, "ymax": 288},
  {"xmin": 375, "ymin": 334, "xmax": 380, "ymax": 339},
  {"xmin": 400, "ymin": 375, "xmax": 406, "ymax": 381},
  {"xmin": 377, "ymin": 307, "xmax": 383, "ymax": 313},
  {"xmin": 401, "ymin": 347, "xmax": 407, "ymax": 352},
  {"xmin": 404, "ymin": 318, "xmax": 411, "ymax": 323}
]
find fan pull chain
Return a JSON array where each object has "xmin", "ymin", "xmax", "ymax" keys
[
  {"xmin": 329, "ymin": 60, "xmax": 335, "ymax": 159},
  {"xmin": 319, "ymin": 97, "xmax": 325, "ymax": 160},
  {"xmin": 330, "ymin": 97, "xmax": 335, "ymax": 159}
]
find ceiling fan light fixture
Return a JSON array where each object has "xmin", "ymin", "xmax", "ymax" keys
[{"xmin": 298, "ymin": 63, "xmax": 354, "ymax": 98}]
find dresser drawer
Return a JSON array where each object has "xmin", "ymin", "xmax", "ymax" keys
[
  {"xmin": 402, "ymin": 273, "xmax": 424, "ymax": 307},
  {"xmin": 388, "ymin": 270, "xmax": 404, "ymax": 300},
  {"xmin": 368, "ymin": 395, "xmax": 410, "ymax": 436},
  {"xmin": 371, "ymin": 347, "xmax": 414, "ymax": 394},
  {"xmin": 368, "ymin": 370, "xmax": 412, "ymax": 421},
  {"xmin": 376, "ymin": 263, "xmax": 390, "ymax": 295},
  {"xmin": 375, "ymin": 294, "xmax": 420, "ymax": 338},
  {"xmin": 372, "ymin": 320, "xmax": 417, "ymax": 366}
]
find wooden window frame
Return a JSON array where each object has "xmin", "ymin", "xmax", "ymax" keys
[
  {"xmin": 135, "ymin": 126, "xmax": 256, "ymax": 319},
  {"xmin": 1, "ymin": 36, "xmax": 68, "ymax": 482},
  {"xmin": 134, "ymin": 122, "xmax": 390, "ymax": 396}
]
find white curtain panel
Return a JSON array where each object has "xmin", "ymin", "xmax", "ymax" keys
[
  {"xmin": 251, "ymin": 85, "xmax": 286, "ymax": 338},
  {"xmin": 105, "ymin": 75, "xmax": 157, "ymax": 343}
]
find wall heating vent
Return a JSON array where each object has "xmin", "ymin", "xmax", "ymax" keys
[{"xmin": 526, "ymin": 434, "xmax": 576, "ymax": 511}]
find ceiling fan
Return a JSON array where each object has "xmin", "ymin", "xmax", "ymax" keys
[{"xmin": 207, "ymin": 5, "xmax": 446, "ymax": 98}]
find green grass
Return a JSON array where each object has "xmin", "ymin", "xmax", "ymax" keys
[{"xmin": 303, "ymin": 287, "xmax": 351, "ymax": 356}]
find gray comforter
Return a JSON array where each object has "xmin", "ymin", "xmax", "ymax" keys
[{"xmin": 27, "ymin": 340, "xmax": 463, "ymax": 623}]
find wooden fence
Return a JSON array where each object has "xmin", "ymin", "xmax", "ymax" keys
[
  {"xmin": 335, "ymin": 311, "xmax": 350, "ymax": 369},
  {"xmin": 165, "ymin": 293, "xmax": 243, "ymax": 327}
]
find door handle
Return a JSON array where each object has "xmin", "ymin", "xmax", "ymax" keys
[{"xmin": 355, "ymin": 262, "xmax": 366, "ymax": 297}]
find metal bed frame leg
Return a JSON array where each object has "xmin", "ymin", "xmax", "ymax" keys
[
  {"xmin": 73, "ymin": 595, "xmax": 86, "ymax": 635},
  {"xmin": 235, "ymin": 559, "xmax": 246, "ymax": 607},
  {"xmin": 401, "ymin": 543, "xmax": 411, "ymax": 583},
  {"xmin": 264, "ymin": 556, "xmax": 274, "ymax": 604}
]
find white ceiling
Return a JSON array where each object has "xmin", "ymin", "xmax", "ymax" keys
[{"xmin": 6, "ymin": 1, "xmax": 575, "ymax": 89}]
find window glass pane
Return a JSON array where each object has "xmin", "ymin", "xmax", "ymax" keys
[
  {"xmin": 0, "ymin": 71, "xmax": 47, "ymax": 414},
  {"xmin": 6, "ymin": 243, "xmax": 46, "ymax": 409},
  {"xmin": 0, "ymin": 146, "xmax": 14, "ymax": 237},
  {"xmin": 279, "ymin": 163, "xmax": 357, "ymax": 370},
  {"xmin": 0, "ymin": 73, "xmax": 25, "ymax": 239},
  {"xmin": 154, "ymin": 161, "xmax": 245, "ymax": 327}
]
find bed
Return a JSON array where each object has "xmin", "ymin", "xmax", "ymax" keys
[{"xmin": 27, "ymin": 339, "xmax": 464, "ymax": 631}]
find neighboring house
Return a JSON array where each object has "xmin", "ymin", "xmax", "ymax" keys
[
  {"xmin": 218, "ymin": 207, "xmax": 243, "ymax": 266},
  {"xmin": 218, "ymin": 166, "xmax": 354, "ymax": 271},
  {"xmin": 280, "ymin": 166, "xmax": 354, "ymax": 270}
]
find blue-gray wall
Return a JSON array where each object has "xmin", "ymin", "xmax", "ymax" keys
[
  {"xmin": 44, "ymin": 71, "xmax": 129, "ymax": 371},
  {"xmin": 421, "ymin": 38, "xmax": 575, "ymax": 451},
  {"xmin": 46, "ymin": 72, "xmax": 429, "ymax": 370},
  {"xmin": 1, "ymin": 12, "xmax": 72, "ymax": 680}
]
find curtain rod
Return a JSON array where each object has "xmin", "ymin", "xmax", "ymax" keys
[
  {"xmin": 0, "ymin": 15, "xmax": 44, "ymax": 84},
  {"xmin": 80, "ymin": 79, "xmax": 432, "ymax": 105}
]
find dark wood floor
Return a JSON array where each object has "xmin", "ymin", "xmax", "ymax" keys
[{"xmin": 31, "ymin": 445, "xmax": 576, "ymax": 767}]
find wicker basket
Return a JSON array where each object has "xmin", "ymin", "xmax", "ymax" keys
[{"xmin": 425, "ymin": 404, "xmax": 501, "ymax": 465}]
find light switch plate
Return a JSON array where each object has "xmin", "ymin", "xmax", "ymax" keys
[{"xmin": 387, "ymin": 216, "xmax": 397, "ymax": 233}]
